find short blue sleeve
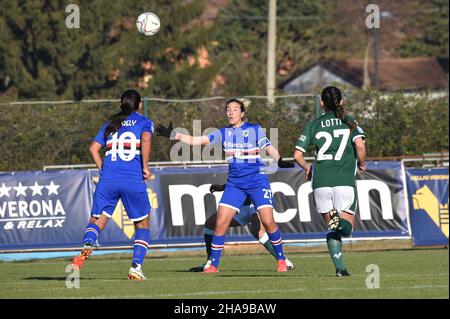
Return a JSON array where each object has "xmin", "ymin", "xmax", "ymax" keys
[
  {"xmin": 93, "ymin": 123, "xmax": 108, "ymax": 147},
  {"xmin": 142, "ymin": 119, "xmax": 154, "ymax": 134},
  {"xmin": 257, "ymin": 126, "xmax": 271, "ymax": 149},
  {"xmin": 208, "ymin": 128, "xmax": 223, "ymax": 145}
]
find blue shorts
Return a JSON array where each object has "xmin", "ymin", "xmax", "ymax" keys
[
  {"xmin": 219, "ymin": 182, "xmax": 273, "ymax": 213},
  {"xmin": 233, "ymin": 204, "xmax": 257, "ymax": 226},
  {"xmin": 91, "ymin": 180, "xmax": 151, "ymax": 222}
]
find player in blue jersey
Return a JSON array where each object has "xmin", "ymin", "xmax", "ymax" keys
[
  {"xmin": 72, "ymin": 89, "xmax": 154, "ymax": 281},
  {"xmin": 157, "ymin": 98, "xmax": 294, "ymax": 272},
  {"xmin": 188, "ymin": 184, "xmax": 295, "ymax": 272}
]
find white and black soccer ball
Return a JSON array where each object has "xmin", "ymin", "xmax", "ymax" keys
[{"xmin": 136, "ymin": 12, "xmax": 160, "ymax": 36}]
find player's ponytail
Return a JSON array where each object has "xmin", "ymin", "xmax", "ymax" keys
[
  {"xmin": 321, "ymin": 86, "xmax": 357, "ymax": 131},
  {"xmin": 104, "ymin": 89, "xmax": 141, "ymax": 139}
]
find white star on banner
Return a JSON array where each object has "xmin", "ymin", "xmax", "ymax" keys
[
  {"xmin": 13, "ymin": 183, "xmax": 28, "ymax": 197},
  {"xmin": 29, "ymin": 182, "xmax": 44, "ymax": 196},
  {"xmin": 45, "ymin": 181, "xmax": 60, "ymax": 195},
  {"xmin": 0, "ymin": 183, "xmax": 11, "ymax": 198}
]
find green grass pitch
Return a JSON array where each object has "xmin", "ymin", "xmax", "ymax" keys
[{"xmin": 0, "ymin": 247, "xmax": 448, "ymax": 299}]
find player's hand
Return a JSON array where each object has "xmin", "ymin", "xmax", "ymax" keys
[
  {"xmin": 156, "ymin": 122, "xmax": 173, "ymax": 138},
  {"xmin": 358, "ymin": 162, "xmax": 367, "ymax": 173},
  {"xmin": 210, "ymin": 184, "xmax": 225, "ymax": 193},
  {"xmin": 143, "ymin": 167, "xmax": 153, "ymax": 181},
  {"xmin": 305, "ymin": 164, "xmax": 313, "ymax": 181},
  {"xmin": 278, "ymin": 157, "xmax": 294, "ymax": 168}
]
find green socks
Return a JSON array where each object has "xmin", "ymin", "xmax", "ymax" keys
[
  {"xmin": 337, "ymin": 218, "xmax": 353, "ymax": 237},
  {"xmin": 326, "ymin": 231, "xmax": 346, "ymax": 271},
  {"xmin": 258, "ymin": 233, "xmax": 277, "ymax": 259}
]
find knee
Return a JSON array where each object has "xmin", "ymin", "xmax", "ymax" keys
[
  {"xmin": 337, "ymin": 218, "xmax": 353, "ymax": 237},
  {"xmin": 89, "ymin": 217, "xmax": 99, "ymax": 224},
  {"xmin": 134, "ymin": 219, "xmax": 149, "ymax": 229}
]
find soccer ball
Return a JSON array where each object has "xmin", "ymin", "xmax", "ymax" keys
[{"xmin": 136, "ymin": 12, "xmax": 160, "ymax": 36}]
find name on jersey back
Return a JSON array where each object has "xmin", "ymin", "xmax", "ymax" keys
[
  {"xmin": 321, "ymin": 118, "xmax": 343, "ymax": 128},
  {"xmin": 122, "ymin": 120, "xmax": 137, "ymax": 127}
]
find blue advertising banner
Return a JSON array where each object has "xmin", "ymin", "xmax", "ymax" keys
[
  {"xmin": 0, "ymin": 170, "xmax": 91, "ymax": 250},
  {"xmin": 152, "ymin": 161, "xmax": 410, "ymax": 244},
  {"xmin": 406, "ymin": 168, "xmax": 449, "ymax": 246},
  {"xmin": 1, "ymin": 161, "xmax": 411, "ymax": 251}
]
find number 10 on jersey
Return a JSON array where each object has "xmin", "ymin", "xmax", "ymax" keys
[{"xmin": 109, "ymin": 132, "xmax": 139, "ymax": 161}]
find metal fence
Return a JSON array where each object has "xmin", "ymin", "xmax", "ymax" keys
[
  {"xmin": 0, "ymin": 94, "xmax": 318, "ymax": 171},
  {"xmin": 1, "ymin": 92, "xmax": 449, "ymax": 172}
]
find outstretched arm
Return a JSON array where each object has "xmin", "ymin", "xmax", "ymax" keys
[
  {"xmin": 174, "ymin": 132, "xmax": 210, "ymax": 146},
  {"xmin": 156, "ymin": 122, "xmax": 210, "ymax": 146}
]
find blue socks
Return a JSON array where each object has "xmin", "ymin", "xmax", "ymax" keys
[
  {"xmin": 210, "ymin": 235, "xmax": 225, "ymax": 268},
  {"xmin": 268, "ymin": 229, "xmax": 285, "ymax": 260},
  {"xmin": 208, "ymin": 230, "xmax": 285, "ymax": 268},
  {"xmin": 132, "ymin": 228, "xmax": 150, "ymax": 266},
  {"xmin": 83, "ymin": 223, "xmax": 100, "ymax": 246},
  {"xmin": 204, "ymin": 228, "xmax": 214, "ymax": 260}
]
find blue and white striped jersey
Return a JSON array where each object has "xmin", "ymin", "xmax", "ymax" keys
[
  {"xmin": 94, "ymin": 112, "xmax": 154, "ymax": 182},
  {"xmin": 208, "ymin": 122, "xmax": 271, "ymax": 185}
]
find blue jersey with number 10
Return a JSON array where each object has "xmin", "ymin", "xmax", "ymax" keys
[{"xmin": 94, "ymin": 112, "xmax": 154, "ymax": 182}]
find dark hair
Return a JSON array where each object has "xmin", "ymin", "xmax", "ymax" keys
[
  {"xmin": 321, "ymin": 86, "xmax": 357, "ymax": 131},
  {"xmin": 225, "ymin": 98, "xmax": 246, "ymax": 113},
  {"xmin": 104, "ymin": 89, "xmax": 141, "ymax": 139}
]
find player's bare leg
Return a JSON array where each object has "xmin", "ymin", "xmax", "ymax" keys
[{"xmin": 214, "ymin": 206, "xmax": 237, "ymax": 235}]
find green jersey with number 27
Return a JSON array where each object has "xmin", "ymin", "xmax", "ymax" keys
[{"xmin": 295, "ymin": 112, "xmax": 365, "ymax": 189}]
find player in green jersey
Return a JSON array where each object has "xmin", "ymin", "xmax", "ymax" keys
[{"xmin": 293, "ymin": 86, "xmax": 367, "ymax": 276}]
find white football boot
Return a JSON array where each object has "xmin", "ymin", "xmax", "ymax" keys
[{"xmin": 128, "ymin": 264, "xmax": 146, "ymax": 281}]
